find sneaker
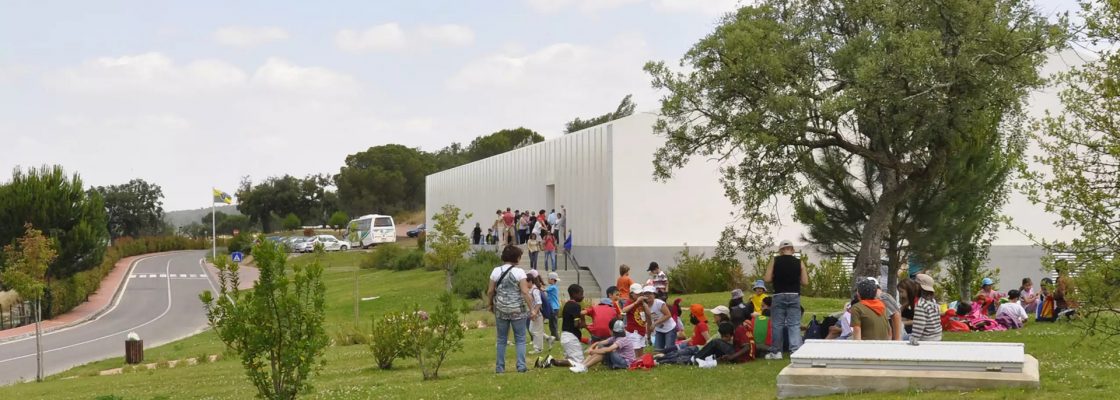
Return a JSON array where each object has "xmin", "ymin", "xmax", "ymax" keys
[
  {"xmin": 766, "ymin": 353, "xmax": 782, "ymax": 360},
  {"xmin": 569, "ymin": 364, "xmax": 587, "ymax": 373},
  {"xmin": 534, "ymin": 357, "xmax": 543, "ymax": 368},
  {"xmin": 544, "ymin": 355, "xmax": 555, "ymax": 368}
]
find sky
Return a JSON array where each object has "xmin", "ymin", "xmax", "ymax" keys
[{"xmin": 0, "ymin": 0, "xmax": 1087, "ymax": 245}]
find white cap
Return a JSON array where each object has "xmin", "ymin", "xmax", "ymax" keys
[
  {"xmin": 641, "ymin": 285, "xmax": 656, "ymax": 294},
  {"xmin": 548, "ymin": 272, "xmax": 560, "ymax": 282},
  {"xmin": 629, "ymin": 283, "xmax": 643, "ymax": 294},
  {"xmin": 778, "ymin": 240, "xmax": 794, "ymax": 249}
]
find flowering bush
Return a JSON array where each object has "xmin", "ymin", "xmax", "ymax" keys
[{"xmin": 369, "ymin": 310, "xmax": 422, "ymax": 370}]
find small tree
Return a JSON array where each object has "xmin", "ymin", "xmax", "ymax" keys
[
  {"xmin": 424, "ymin": 205, "xmax": 471, "ymax": 291},
  {"xmin": 327, "ymin": 211, "xmax": 349, "ymax": 232},
  {"xmin": 369, "ymin": 310, "xmax": 421, "ymax": 370},
  {"xmin": 412, "ymin": 292, "xmax": 465, "ymax": 380},
  {"xmin": 282, "ymin": 213, "xmax": 302, "ymax": 231},
  {"xmin": 200, "ymin": 239, "xmax": 328, "ymax": 400},
  {"xmin": 0, "ymin": 224, "xmax": 56, "ymax": 382}
]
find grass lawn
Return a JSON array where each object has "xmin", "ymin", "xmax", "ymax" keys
[{"xmin": 2, "ymin": 251, "xmax": 1117, "ymax": 399}]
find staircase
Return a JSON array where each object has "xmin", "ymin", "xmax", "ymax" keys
[{"xmin": 515, "ymin": 248, "xmax": 602, "ymax": 300}]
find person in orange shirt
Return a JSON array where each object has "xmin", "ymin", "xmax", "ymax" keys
[{"xmin": 616, "ymin": 264, "xmax": 634, "ymax": 306}]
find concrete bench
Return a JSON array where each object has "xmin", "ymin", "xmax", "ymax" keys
[{"xmin": 777, "ymin": 340, "xmax": 1040, "ymax": 398}]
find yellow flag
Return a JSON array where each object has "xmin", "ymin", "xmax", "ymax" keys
[{"xmin": 212, "ymin": 188, "xmax": 233, "ymax": 204}]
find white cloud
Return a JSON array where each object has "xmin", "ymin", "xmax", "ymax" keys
[
  {"xmin": 651, "ymin": 0, "xmax": 742, "ymax": 15},
  {"xmin": 335, "ymin": 23, "xmax": 408, "ymax": 53},
  {"xmin": 212, "ymin": 26, "xmax": 289, "ymax": 47},
  {"xmin": 526, "ymin": 0, "xmax": 739, "ymax": 15},
  {"xmin": 251, "ymin": 58, "xmax": 358, "ymax": 94},
  {"xmin": 417, "ymin": 24, "xmax": 476, "ymax": 47},
  {"xmin": 47, "ymin": 52, "xmax": 246, "ymax": 94}
]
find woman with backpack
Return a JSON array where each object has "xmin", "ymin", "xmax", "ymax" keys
[
  {"xmin": 527, "ymin": 270, "xmax": 548, "ymax": 354},
  {"xmin": 486, "ymin": 245, "xmax": 537, "ymax": 373}
]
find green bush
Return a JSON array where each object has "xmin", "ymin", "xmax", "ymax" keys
[
  {"xmin": 667, "ymin": 247, "xmax": 746, "ymax": 294},
  {"xmin": 451, "ymin": 264, "xmax": 491, "ymax": 300},
  {"xmin": 332, "ymin": 325, "xmax": 371, "ymax": 347},
  {"xmin": 412, "ymin": 292, "xmax": 465, "ymax": 380},
  {"xmin": 361, "ymin": 244, "xmax": 424, "ymax": 271},
  {"xmin": 803, "ymin": 257, "xmax": 851, "ymax": 299},
  {"xmin": 226, "ymin": 232, "xmax": 254, "ymax": 255},
  {"xmin": 369, "ymin": 310, "xmax": 421, "ymax": 369}
]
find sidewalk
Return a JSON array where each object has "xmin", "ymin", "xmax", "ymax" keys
[{"xmin": 1, "ymin": 252, "xmax": 164, "ymax": 343}]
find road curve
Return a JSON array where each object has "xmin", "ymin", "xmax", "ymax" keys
[{"xmin": 0, "ymin": 250, "xmax": 217, "ymax": 385}]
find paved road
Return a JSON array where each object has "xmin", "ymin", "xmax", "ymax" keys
[{"xmin": 0, "ymin": 250, "xmax": 217, "ymax": 385}]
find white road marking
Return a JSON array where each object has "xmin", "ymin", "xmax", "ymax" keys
[{"xmin": 0, "ymin": 258, "xmax": 175, "ymax": 364}]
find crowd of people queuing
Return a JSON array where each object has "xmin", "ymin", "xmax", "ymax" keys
[
  {"xmin": 484, "ymin": 239, "xmax": 1076, "ymax": 374},
  {"xmin": 472, "ymin": 206, "xmax": 568, "ymax": 271}
]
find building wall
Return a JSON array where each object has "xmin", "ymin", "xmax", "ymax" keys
[{"xmin": 425, "ymin": 122, "xmax": 614, "ymax": 250}]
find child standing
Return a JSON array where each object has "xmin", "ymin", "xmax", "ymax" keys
[
  {"xmin": 616, "ymin": 265, "xmax": 634, "ymax": 306},
  {"xmin": 527, "ymin": 270, "xmax": 547, "ymax": 354},
  {"xmin": 546, "ymin": 272, "xmax": 562, "ymax": 340},
  {"xmin": 526, "ymin": 233, "xmax": 541, "ymax": 270},
  {"xmin": 648, "ymin": 262, "xmax": 668, "ymax": 300},
  {"xmin": 543, "ymin": 232, "xmax": 557, "ymax": 272}
]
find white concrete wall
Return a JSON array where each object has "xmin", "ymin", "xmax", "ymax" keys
[
  {"xmin": 425, "ymin": 124, "xmax": 614, "ymax": 247},
  {"xmin": 610, "ymin": 112, "xmax": 736, "ymax": 247}
]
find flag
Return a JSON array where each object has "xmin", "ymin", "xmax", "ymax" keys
[
  {"xmin": 563, "ymin": 232, "xmax": 572, "ymax": 252},
  {"xmin": 213, "ymin": 188, "xmax": 233, "ymax": 204}
]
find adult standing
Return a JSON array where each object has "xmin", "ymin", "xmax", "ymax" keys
[
  {"xmin": 493, "ymin": 210, "xmax": 505, "ymax": 248},
  {"xmin": 502, "ymin": 208, "xmax": 516, "ymax": 245},
  {"xmin": 554, "ymin": 213, "xmax": 563, "ymax": 241},
  {"xmin": 763, "ymin": 240, "xmax": 808, "ymax": 360},
  {"xmin": 486, "ymin": 246, "xmax": 537, "ymax": 373},
  {"xmin": 518, "ymin": 212, "xmax": 530, "ymax": 244},
  {"xmin": 471, "ymin": 223, "xmax": 482, "ymax": 246}
]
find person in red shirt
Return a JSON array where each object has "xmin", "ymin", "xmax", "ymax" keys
[
  {"xmin": 707, "ymin": 305, "xmax": 755, "ymax": 363},
  {"xmin": 622, "ymin": 283, "xmax": 650, "ymax": 359},
  {"xmin": 688, "ymin": 303, "xmax": 711, "ymax": 346},
  {"xmin": 585, "ymin": 298, "xmax": 620, "ymax": 341}
]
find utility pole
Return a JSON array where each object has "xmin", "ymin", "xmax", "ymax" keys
[
  {"xmin": 354, "ymin": 267, "xmax": 359, "ymax": 326},
  {"xmin": 35, "ymin": 297, "xmax": 42, "ymax": 382}
]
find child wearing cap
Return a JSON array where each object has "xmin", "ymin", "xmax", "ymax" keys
[
  {"xmin": 687, "ymin": 303, "xmax": 711, "ymax": 346},
  {"xmin": 729, "ymin": 289, "xmax": 751, "ymax": 327},
  {"xmin": 586, "ymin": 293, "xmax": 621, "ymax": 342},
  {"xmin": 621, "ymin": 283, "xmax": 650, "ymax": 359},
  {"xmin": 995, "ymin": 289, "xmax": 1029, "ymax": 330},
  {"xmin": 546, "ymin": 272, "xmax": 562, "ymax": 340},
  {"xmin": 648, "ymin": 262, "xmax": 668, "ymax": 299},
  {"xmin": 908, "ymin": 274, "xmax": 942, "ymax": 341},
  {"xmin": 568, "ymin": 318, "xmax": 636, "ymax": 372},
  {"xmin": 978, "ymin": 277, "xmax": 1003, "ymax": 315},
  {"xmin": 750, "ymin": 280, "xmax": 769, "ymax": 313}
]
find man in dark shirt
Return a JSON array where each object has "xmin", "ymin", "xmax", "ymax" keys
[
  {"xmin": 545, "ymin": 284, "xmax": 586, "ymax": 368},
  {"xmin": 763, "ymin": 240, "xmax": 809, "ymax": 360}
]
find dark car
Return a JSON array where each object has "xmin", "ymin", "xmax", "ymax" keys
[{"xmin": 406, "ymin": 224, "xmax": 425, "ymax": 237}]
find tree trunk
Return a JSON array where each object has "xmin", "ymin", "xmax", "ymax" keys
[
  {"xmin": 35, "ymin": 297, "xmax": 43, "ymax": 382},
  {"xmin": 886, "ymin": 236, "xmax": 901, "ymax": 296},
  {"xmin": 445, "ymin": 267, "xmax": 453, "ymax": 292},
  {"xmin": 854, "ymin": 170, "xmax": 913, "ymax": 287}
]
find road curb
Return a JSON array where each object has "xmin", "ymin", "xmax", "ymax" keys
[{"xmin": 0, "ymin": 250, "xmax": 201, "ymax": 344}]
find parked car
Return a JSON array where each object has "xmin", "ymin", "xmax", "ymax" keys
[
  {"xmin": 302, "ymin": 235, "xmax": 349, "ymax": 252},
  {"xmin": 287, "ymin": 237, "xmax": 310, "ymax": 253},
  {"xmin": 406, "ymin": 224, "xmax": 426, "ymax": 238}
]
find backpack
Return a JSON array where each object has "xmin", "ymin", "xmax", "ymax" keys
[
  {"xmin": 805, "ymin": 315, "xmax": 823, "ymax": 340},
  {"xmin": 539, "ymin": 289, "xmax": 554, "ymax": 319},
  {"xmin": 493, "ymin": 266, "xmax": 527, "ymax": 318}
]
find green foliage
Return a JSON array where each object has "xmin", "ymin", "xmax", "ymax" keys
[
  {"xmin": 425, "ymin": 205, "xmax": 472, "ymax": 291},
  {"xmin": 1024, "ymin": 0, "xmax": 1120, "ymax": 340},
  {"xmin": 335, "ymin": 144, "xmax": 433, "ymax": 217},
  {"xmin": 282, "ymin": 213, "xmax": 302, "ymax": 231},
  {"xmin": 328, "ymin": 211, "xmax": 349, "ymax": 230},
  {"xmin": 932, "ymin": 263, "xmax": 1000, "ymax": 303},
  {"xmin": 331, "ymin": 325, "xmax": 371, "ymax": 347},
  {"xmin": 450, "ymin": 252, "xmax": 501, "ymax": 299},
  {"xmin": 411, "ymin": 292, "xmax": 465, "ymax": 380},
  {"xmin": 369, "ymin": 310, "xmax": 421, "ymax": 370},
  {"xmin": 416, "ymin": 230, "xmax": 426, "ymax": 250},
  {"xmin": 95, "ymin": 179, "xmax": 165, "ymax": 239},
  {"xmin": 200, "ymin": 240, "xmax": 329, "ymax": 400},
  {"xmin": 361, "ymin": 244, "xmax": 423, "ymax": 271},
  {"xmin": 200, "ymin": 212, "xmax": 257, "ymax": 236},
  {"xmin": 802, "ymin": 257, "xmax": 852, "ymax": 299},
  {"xmin": 564, "ymin": 94, "xmax": 636, "ymax": 133},
  {"xmin": 226, "ymin": 232, "xmax": 254, "ymax": 255},
  {"xmin": 666, "ymin": 247, "xmax": 746, "ymax": 294},
  {"xmin": 237, "ymin": 175, "xmax": 333, "ymax": 233},
  {"xmin": 0, "ymin": 165, "xmax": 109, "ymax": 280},
  {"xmin": 1, "ymin": 224, "xmax": 56, "ymax": 301},
  {"xmin": 644, "ymin": 0, "xmax": 1064, "ymax": 282}
]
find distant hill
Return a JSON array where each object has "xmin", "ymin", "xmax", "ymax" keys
[{"xmin": 165, "ymin": 205, "xmax": 242, "ymax": 228}]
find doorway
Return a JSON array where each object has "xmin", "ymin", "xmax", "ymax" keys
[{"xmin": 545, "ymin": 184, "xmax": 555, "ymax": 211}]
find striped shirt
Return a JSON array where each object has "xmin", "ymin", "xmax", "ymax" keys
[{"xmin": 910, "ymin": 297, "xmax": 942, "ymax": 341}]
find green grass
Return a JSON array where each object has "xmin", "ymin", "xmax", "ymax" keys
[{"xmin": 2, "ymin": 252, "xmax": 1118, "ymax": 399}]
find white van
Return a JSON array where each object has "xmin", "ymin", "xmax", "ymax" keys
[{"xmin": 346, "ymin": 214, "xmax": 396, "ymax": 248}]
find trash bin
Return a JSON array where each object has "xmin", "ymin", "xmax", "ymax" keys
[{"xmin": 125, "ymin": 339, "xmax": 144, "ymax": 364}]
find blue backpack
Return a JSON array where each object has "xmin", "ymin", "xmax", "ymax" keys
[{"xmin": 539, "ymin": 290, "xmax": 554, "ymax": 319}]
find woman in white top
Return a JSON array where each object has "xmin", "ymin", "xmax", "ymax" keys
[
  {"xmin": 645, "ymin": 285, "xmax": 678, "ymax": 352},
  {"xmin": 527, "ymin": 270, "xmax": 547, "ymax": 354},
  {"xmin": 486, "ymin": 246, "xmax": 536, "ymax": 373}
]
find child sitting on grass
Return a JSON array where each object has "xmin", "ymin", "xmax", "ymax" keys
[
  {"xmin": 568, "ymin": 318, "xmax": 636, "ymax": 373},
  {"xmin": 995, "ymin": 289, "xmax": 1029, "ymax": 329}
]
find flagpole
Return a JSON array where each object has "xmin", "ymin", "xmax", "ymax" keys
[{"xmin": 211, "ymin": 191, "xmax": 217, "ymax": 260}]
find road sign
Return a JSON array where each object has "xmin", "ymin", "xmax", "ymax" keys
[{"xmin": 230, "ymin": 251, "xmax": 244, "ymax": 263}]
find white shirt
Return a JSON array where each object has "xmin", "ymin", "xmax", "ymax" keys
[
  {"xmin": 490, "ymin": 264, "xmax": 527, "ymax": 284},
  {"xmin": 649, "ymin": 299, "xmax": 678, "ymax": 333},
  {"xmin": 997, "ymin": 301, "xmax": 1029, "ymax": 323}
]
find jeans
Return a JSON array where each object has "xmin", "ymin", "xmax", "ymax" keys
[
  {"xmin": 653, "ymin": 329, "xmax": 678, "ymax": 353},
  {"xmin": 696, "ymin": 338, "xmax": 735, "ymax": 360},
  {"xmin": 495, "ymin": 316, "xmax": 528, "ymax": 373},
  {"xmin": 544, "ymin": 251, "xmax": 556, "ymax": 271},
  {"xmin": 548, "ymin": 314, "xmax": 559, "ymax": 339},
  {"xmin": 770, "ymin": 293, "xmax": 803, "ymax": 355},
  {"xmin": 529, "ymin": 251, "xmax": 539, "ymax": 270}
]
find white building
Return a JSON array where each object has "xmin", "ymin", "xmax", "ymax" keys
[{"xmin": 426, "ymin": 112, "xmax": 737, "ymax": 289}]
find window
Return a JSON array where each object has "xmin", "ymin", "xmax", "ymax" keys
[
  {"xmin": 374, "ymin": 217, "xmax": 393, "ymax": 227},
  {"xmin": 357, "ymin": 219, "xmax": 372, "ymax": 231}
]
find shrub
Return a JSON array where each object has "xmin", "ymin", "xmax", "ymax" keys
[
  {"xmin": 667, "ymin": 247, "xmax": 746, "ymax": 294},
  {"xmin": 362, "ymin": 244, "xmax": 406, "ymax": 270},
  {"xmin": 450, "ymin": 253, "xmax": 500, "ymax": 299},
  {"xmin": 369, "ymin": 310, "xmax": 421, "ymax": 369},
  {"xmin": 412, "ymin": 292, "xmax": 465, "ymax": 380},
  {"xmin": 803, "ymin": 257, "xmax": 851, "ymax": 298},
  {"xmin": 226, "ymin": 232, "xmax": 253, "ymax": 255},
  {"xmin": 332, "ymin": 325, "xmax": 371, "ymax": 347},
  {"xmin": 396, "ymin": 250, "xmax": 424, "ymax": 271}
]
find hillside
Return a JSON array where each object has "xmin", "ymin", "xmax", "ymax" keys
[{"xmin": 164, "ymin": 204, "xmax": 242, "ymax": 228}]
